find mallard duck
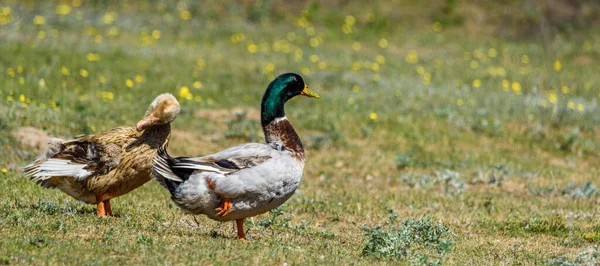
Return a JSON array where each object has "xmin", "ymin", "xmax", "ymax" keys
[
  {"xmin": 153, "ymin": 73, "xmax": 319, "ymax": 240},
  {"xmin": 24, "ymin": 93, "xmax": 180, "ymax": 217}
]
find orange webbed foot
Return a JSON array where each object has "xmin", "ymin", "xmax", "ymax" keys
[{"xmin": 215, "ymin": 197, "xmax": 232, "ymax": 216}]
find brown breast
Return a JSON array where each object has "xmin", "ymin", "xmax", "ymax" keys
[{"xmin": 263, "ymin": 118, "xmax": 305, "ymax": 161}]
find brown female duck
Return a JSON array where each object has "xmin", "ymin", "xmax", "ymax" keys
[{"xmin": 24, "ymin": 93, "xmax": 180, "ymax": 217}]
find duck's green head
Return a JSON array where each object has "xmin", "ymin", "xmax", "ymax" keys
[{"xmin": 261, "ymin": 73, "xmax": 320, "ymax": 126}]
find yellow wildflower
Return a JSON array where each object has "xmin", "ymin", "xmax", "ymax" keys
[
  {"xmin": 61, "ymin": 66, "xmax": 70, "ymax": 75},
  {"xmin": 456, "ymin": 99, "xmax": 464, "ymax": 106},
  {"xmin": 80, "ymin": 69, "xmax": 88, "ymax": 78},
  {"xmin": 108, "ymin": 27, "xmax": 119, "ymax": 37},
  {"xmin": 309, "ymin": 37, "xmax": 320, "ymax": 47},
  {"xmin": 376, "ymin": 55, "xmax": 385, "ymax": 64},
  {"xmin": 352, "ymin": 85, "xmax": 360, "ymax": 93},
  {"xmin": 193, "ymin": 81, "xmax": 203, "ymax": 89},
  {"xmin": 135, "ymin": 75, "xmax": 144, "ymax": 83},
  {"xmin": 179, "ymin": 86, "xmax": 192, "ymax": 100},
  {"xmin": 126, "ymin": 79, "xmax": 134, "ymax": 88},
  {"xmin": 310, "ymin": 55, "xmax": 320, "ymax": 63},
  {"xmin": 33, "ymin": 15, "xmax": 45, "ymax": 25},
  {"xmin": 351, "ymin": 62, "xmax": 361, "ymax": 72},
  {"xmin": 341, "ymin": 24, "xmax": 352, "ymax": 34},
  {"xmin": 488, "ymin": 48, "xmax": 497, "ymax": 58},
  {"xmin": 152, "ymin": 30, "xmax": 161, "ymax": 40},
  {"xmin": 352, "ymin": 42, "xmax": 362, "ymax": 51},
  {"xmin": 422, "ymin": 73, "xmax": 431, "ymax": 85},
  {"xmin": 371, "ymin": 63, "xmax": 379, "ymax": 71},
  {"xmin": 369, "ymin": 112, "xmax": 378, "ymax": 120},
  {"xmin": 1, "ymin": 168, "xmax": 6, "ymax": 173},
  {"xmin": 196, "ymin": 59, "xmax": 206, "ymax": 70},
  {"xmin": 405, "ymin": 50, "xmax": 418, "ymax": 64},
  {"xmin": 511, "ymin": 82, "xmax": 521, "ymax": 95},
  {"xmin": 103, "ymin": 12, "xmax": 117, "ymax": 24},
  {"xmin": 247, "ymin": 43, "xmax": 258, "ymax": 54},
  {"xmin": 347, "ymin": 98, "xmax": 355, "ymax": 105},
  {"xmin": 567, "ymin": 101, "xmax": 575, "ymax": 110},
  {"xmin": 472, "ymin": 79, "xmax": 481, "ymax": 88},
  {"xmin": 554, "ymin": 60, "xmax": 561, "ymax": 72},
  {"xmin": 179, "ymin": 10, "xmax": 191, "ymax": 20},
  {"xmin": 470, "ymin": 60, "xmax": 479, "ymax": 69},
  {"xmin": 548, "ymin": 92, "xmax": 558, "ymax": 104},
  {"xmin": 561, "ymin": 85, "xmax": 569, "ymax": 94},
  {"xmin": 301, "ymin": 67, "xmax": 310, "ymax": 75},
  {"xmin": 56, "ymin": 4, "xmax": 72, "ymax": 15},
  {"xmin": 378, "ymin": 38, "xmax": 388, "ymax": 48},
  {"xmin": 318, "ymin": 62, "xmax": 327, "ymax": 70},
  {"xmin": 305, "ymin": 26, "xmax": 315, "ymax": 36},
  {"xmin": 86, "ymin": 53, "xmax": 100, "ymax": 62},
  {"xmin": 521, "ymin": 55, "xmax": 529, "ymax": 64},
  {"xmin": 502, "ymin": 80, "xmax": 509, "ymax": 91},
  {"xmin": 416, "ymin": 66, "xmax": 425, "ymax": 75},
  {"xmin": 577, "ymin": 103, "xmax": 584, "ymax": 112},
  {"xmin": 345, "ymin": 15, "xmax": 356, "ymax": 26}
]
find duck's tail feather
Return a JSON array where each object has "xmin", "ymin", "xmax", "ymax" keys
[
  {"xmin": 152, "ymin": 147, "xmax": 180, "ymax": 193},
  {"xmin": 23, "ymin": 138, "xmax": 93, "ymax": 187}
]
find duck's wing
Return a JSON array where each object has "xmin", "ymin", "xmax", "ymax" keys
[
  {"xmin": 153, "ymin": 143, "xmax": 273, "ymax": 195},
  {"xmin": 24, "ymin": 127, "xmax": 138, "ymax": 183}
]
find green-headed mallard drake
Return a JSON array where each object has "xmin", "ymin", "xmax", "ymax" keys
[
  {"xmin": 24, "ymin": 93, "xmax": 180, "ymax": 217},
  {"xmin": 152, "ymin": 73, "xmax": 319, "ymax": 240}
]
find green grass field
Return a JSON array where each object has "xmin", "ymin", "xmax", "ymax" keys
[{"xmin": 1, "ymin": 1, "xmax": 599, "ymax": 264}]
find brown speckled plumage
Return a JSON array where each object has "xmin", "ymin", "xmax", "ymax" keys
[
  {"xmin": 24, "ymin": 93, "xmax": 180, "ymax": 216},
  {"xmin": 25, "ymin": 125, "xmax": 171, "ymax": 204},
  {"xmin": 263, "ymin": 118, "xmax": 305, "ymax": 162}
]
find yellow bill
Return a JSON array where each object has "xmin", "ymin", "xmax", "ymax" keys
[{"xmin": 300, "ymin": 84, "xmax": 320, "ymax": 99}]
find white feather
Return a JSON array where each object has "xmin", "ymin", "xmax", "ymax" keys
[
  {"xmin": 33, "ymin": 158, "xmax": 92, "ymax": 180},
  {"xmin": 172, "ymin": 163, "xmax": 223, "ymax": 173}
]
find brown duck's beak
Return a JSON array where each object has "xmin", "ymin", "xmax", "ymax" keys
[
  {"xmin": 300, "ymin": 84, "xmax": 320, "ymax": 99},
  {"xmin": 136, "ymin": 116, "xmax": 159, "ymax": 131}
]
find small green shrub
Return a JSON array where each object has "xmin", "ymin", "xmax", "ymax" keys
[
  {"xmin": 547, "ymin": 245, "xmax": 600, "ymax": 266},
  {"xmin": 361, "ymin": 217, "xmax": 455, "ymax": 263}
]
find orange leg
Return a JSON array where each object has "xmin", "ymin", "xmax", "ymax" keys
[
  {"xmin": 216, "ymin": 197, "xmax": 232, "ymax": 216},
  {"xmin": 206, "ymin": 179, "xmax": 216, "ymax": 190},
  {"xmin": 104, "ymin": 199, "xmax": 113, "ymax": 216},
  {"xmin": 236, "ymin": 219, "xmax": 249, "ymax": 241},
  {"xmin": 206, "ymin": 179, "xmax": 232, "ymax": 217},
  {"xmin": 96, "ymin": 200, "xmax": 107, "ymax": 217}
]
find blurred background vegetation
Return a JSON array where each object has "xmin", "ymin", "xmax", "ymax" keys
[{"xmin": 1, "ymin": 0, "xmax": 599, "ymax": 264}]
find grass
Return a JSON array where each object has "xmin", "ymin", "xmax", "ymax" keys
[{"xmin": 1, "ymin": 0, "xmax": 600, "ymax": 264}]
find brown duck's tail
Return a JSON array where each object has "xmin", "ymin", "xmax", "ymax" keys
[{"xmin": 23, "ymin": 138, "xmax": 69, "ymax": 187}]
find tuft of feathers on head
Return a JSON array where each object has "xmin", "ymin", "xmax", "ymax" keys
[{"xmin": 145, "ymin": 93, "xmax": 180, "ymax": 122}]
